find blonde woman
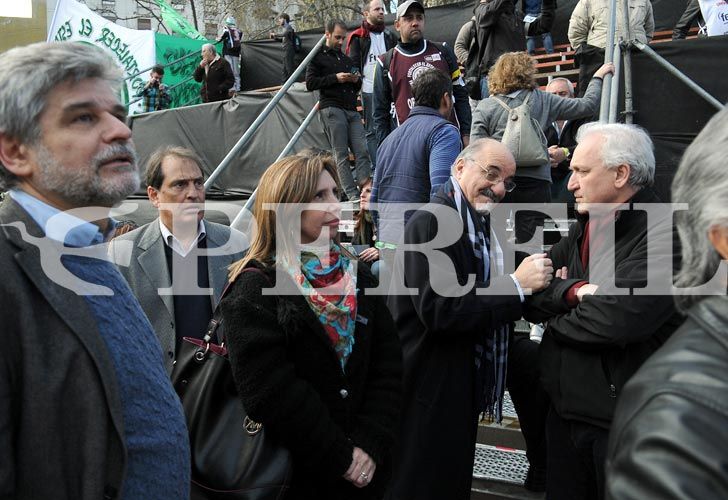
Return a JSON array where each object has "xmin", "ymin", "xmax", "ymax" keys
[{"xmin": 221, "ymin": 152, "xmax": 402, "ymax": 500}]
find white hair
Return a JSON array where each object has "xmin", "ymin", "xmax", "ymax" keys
[
  {"xmin": 672, "ymin": 107, "xmax": 728, "ymax": 311},
  {"xmin": 575, "ymin": 122, "xmax": 655, "ymax": 189},
  {"xmin": 0, "ymin": 42, "xmax": 122, "ymax": 190},
  {"xmin": 202, "ymin": 43, "xmax": 216, "ymax": 54},
  {"xmin": 546, "ymin": 77, "xmax": 574, "ymax": 97}
]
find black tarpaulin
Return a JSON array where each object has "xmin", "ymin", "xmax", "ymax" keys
[
  {"xmin": 129, "ymin": 84, "xmax": 329, "ymax": 195},
  {"xmin": 240, "ymin": 0, "xmax": 689, "ymax": 91},
  {"xmin": 626, "ymin": 35, "xmax": 728, "ymax": 200}
]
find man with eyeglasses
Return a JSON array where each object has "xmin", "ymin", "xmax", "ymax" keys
[
  {"xmin": 109, "ymin": 146, "xmax": 246, "ymax": 374},
  {"xmin": 306, "ymin": 19, "xmax": 372, "ymax": 205},
  {"xmin": 385, "ymin": 138, "xmax": 553, "ymax": 500}
]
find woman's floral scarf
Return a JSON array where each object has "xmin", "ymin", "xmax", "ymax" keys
[{"xmin": 288, "ymin": 243, "xmax": 358, "ymax": 370}]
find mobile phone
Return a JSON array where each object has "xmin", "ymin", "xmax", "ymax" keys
[{"xmin": 351, "ymin": 67, "xmax": 360, "ymax": 75}]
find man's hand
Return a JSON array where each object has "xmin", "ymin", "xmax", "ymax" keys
[
  {"xmin": 336, "ymin": 72, "xmax": 353, "ymax": 83},
  {"xmin": 358, "ymin": 247, "xmax": 379, "ymax": 263},
  {"xmin": 343, "ymin": 447, "xmax": 376, "ymax": 488},
  {"xmin": 200, "ymin": 58, "xmax": 209, "ymax": 68},
  {"xmin": 594, "ymin": 62, "xmax": 615, "ymax": 79},
  {"xmin": 576, "ymin": 283, "xmax": 598, "ymax": 302},
  {"xmin": 548, "ymin": 145, "xmax": 566, "ymax": 167},
  {"xmin": 555, "ymin": 266, "xmax": 568, "ymax": 279},
  {"xmin": 514, "ymin": 253, "xmax": 554, "ymax": 293}
]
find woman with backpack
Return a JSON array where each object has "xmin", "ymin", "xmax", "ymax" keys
[{"xmin": 470, "ymin": 51, "xmax": 613, "ymax": 244}]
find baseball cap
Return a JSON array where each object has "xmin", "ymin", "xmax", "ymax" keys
[
  {"xmin": 225, "ymin": 16, "xmax": 236, "ymax": 26},
  {"xmin": 396, "ymin": 0, "xmax": 425, "ymax": 19}
]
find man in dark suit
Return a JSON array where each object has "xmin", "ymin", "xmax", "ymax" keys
[
  {"xmin": 109, "ymin": 146, "xmax": 246, "ymax": 373},
  {"xmin": 386, "ymin": 138, "xmax": 553, "ymax": 499},
  {"xmin": 0, "ymin": 42, "xmax": 190, "ymax": 500}
]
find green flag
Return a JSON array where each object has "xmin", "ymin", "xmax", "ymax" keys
[{"xmin": 155, "ymin": 0, "xmax": 207, "ymax": 40}]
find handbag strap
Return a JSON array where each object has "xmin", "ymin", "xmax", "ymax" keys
[{"xmin": 204, "ymin": 266, "xmax": 272, "ymax": 345}]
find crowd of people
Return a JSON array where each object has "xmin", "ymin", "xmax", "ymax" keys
[{"xmin": 0, "ymin": 0, "xmax": 726, "ymax": 497}]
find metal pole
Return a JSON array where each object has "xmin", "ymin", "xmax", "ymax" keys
[
  {"xmin": 633, "ymin": 41, "xmax": 725, "ymax": 111},
  {"xmin": 609, "ymin": 41, "xmax": 622, "ymax": 123},
  {"xmin": 599, "ymin": 0, "xmax": 619, "ymax": 122},
  {"xmin": 621, "ymin": 0, "xmax": 634, "ymax": 123},
  {"xmin": 229, "ymin": 100, "xmax": 321, "ymax": 230},
  {"xmin": 124, "ymin": 50, "xmax": 201, "ymax": 82},
  {"xmin": 204, "ymin": 35, "xmax": 327, "ymax": 190}
]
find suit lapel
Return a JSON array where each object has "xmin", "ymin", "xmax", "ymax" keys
[
  {"xmin": 136, "ymin": 222, "xmax": 174, "ymax": 318},
  {"xmin": 1, "ymin": 199, "xmax": 126, "ymax": 442}
]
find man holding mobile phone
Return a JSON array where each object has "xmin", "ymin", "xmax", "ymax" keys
[
  {"xmin": 306, "ymin": 19, "xmax": 372, "ymax": 205},
  {"xmin": 136, "ymin": 64, "xmax": 171, "ymax": 113}
]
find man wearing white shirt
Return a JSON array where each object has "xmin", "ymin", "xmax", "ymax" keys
[
  {"xmin": 110, "ymin": 146, "xmax": 246, "ymax": 374},
  {"xmin": 345, "ymin": 0, "xmax": 397, "ymax": 168}
]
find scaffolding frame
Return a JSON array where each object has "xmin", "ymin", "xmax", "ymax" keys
[{"xmin": 599, "ymin": 0, "xmax": 725, "ymax": 124}]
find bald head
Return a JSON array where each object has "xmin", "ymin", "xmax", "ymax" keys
[{"xmin": 452, "ymin": 139, "xmax": 516, "ymax": 212}]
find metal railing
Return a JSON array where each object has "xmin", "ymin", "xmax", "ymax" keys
[
  {"xmin": 599, "ymin": 0, "xmax": 725, "ymax": 123},
  {"xmin": 229, "ymin": 100, "xmax": 321, "ymax": 230},
  {"xmin": 204, "ymin": 35, "xmax": 326, "ymax": 191}
]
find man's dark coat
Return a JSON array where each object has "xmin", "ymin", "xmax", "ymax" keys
[
  {"xmin": 0, "ymin": 198, "xmax": 127, "ymax": 500},
  {"xmin": 385, "ymin": 187, "xmax": 523, "ymax": 500}
]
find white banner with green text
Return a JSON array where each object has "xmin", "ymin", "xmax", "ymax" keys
[{"xmin": 48, "ymin": 0, "xmax": 155, "ymax": 114}]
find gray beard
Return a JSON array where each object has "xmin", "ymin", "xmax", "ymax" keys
[{"xmin": 35, "ymin": 142, "xmax": 140, "ymax": 207}]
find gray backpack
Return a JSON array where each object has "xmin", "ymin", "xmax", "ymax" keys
[{"xmin": 494, "ymin": 91, "xmax": 548, "ymax": 167}]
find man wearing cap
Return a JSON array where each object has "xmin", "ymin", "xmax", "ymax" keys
[
  {"xmin": 372, "ymin": 0, "xmax": 471, "ymax": 148},
  {"xmin": 218, "ymin": 17, "xmax": 243, "ymax": 94}
]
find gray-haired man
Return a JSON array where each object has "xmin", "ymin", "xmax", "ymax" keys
[
  {"xmin": 524, "ymin": 123, "xmax": 682, "ymax": 499},
  {"xmin": 0, "ymin": 42, "xmax": 190, "ymax": 499}
]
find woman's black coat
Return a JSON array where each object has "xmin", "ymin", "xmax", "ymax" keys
[{"xmin": 221, "ymin": 260, "xmax": 402, "ymax": 500}]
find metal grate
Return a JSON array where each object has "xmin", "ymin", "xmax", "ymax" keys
[
  {"xmin": 502, "ymin": 391, "xmax": 518, "ymax": 420},
  {"xmin": 473, "ymin": 444, "xmax": 529, "ymax": 486}
]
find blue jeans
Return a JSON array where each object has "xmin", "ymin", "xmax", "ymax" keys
[
  {"xmin": 527, "ymin": 32, "xmax": 554, "ymax": 54},
  {"xmin": 479, "ymin": 76, "xmax": 489, "ymax": 99},
  {"xmin": 361, "ymin": 92, "xmax": 378, "ymax": 169}
]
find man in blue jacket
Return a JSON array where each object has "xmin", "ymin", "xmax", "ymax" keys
[{"xmin": 371, "ymin": 68, "xmax": 461, "ymax": 246}]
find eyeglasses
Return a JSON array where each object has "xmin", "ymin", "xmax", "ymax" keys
[{"xmin": 467, "ymin": 158, "xmax": 516, "ymax": 192}]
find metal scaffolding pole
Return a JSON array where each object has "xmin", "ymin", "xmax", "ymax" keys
[
  {"xmin": 599, "ymin": 0, "xmax": 619, "ymax": 122},
  {"xmin": 633, "ymin": 41, "xmax": 725, "ymax": 111},
  {"xmin": 621, "ymin": 0, "xmax": 635, "ymax": 123},
  {"xmin": 609, "ymin": 41, "xmax": 622, "ymax": 123},
  {"xmin": 204, "ymin": 35, "xmax": 327, "ymax": 191},
  {"xmin": 229, "ymin": 100, "xmax": 321, "ymax": 230}
]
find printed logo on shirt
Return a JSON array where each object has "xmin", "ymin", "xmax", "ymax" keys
[
  {"xmin": 425, "ymin": 53, "xmax": 441, "ymax": 62},
  {"xmin": 406, "ymin": 61, "xmax": 438, "ymax": 83}
]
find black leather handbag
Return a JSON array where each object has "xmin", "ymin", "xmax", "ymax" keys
[{"xmin": 172, "ymin": 272, "xmax": 293, "ymax": 500}]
